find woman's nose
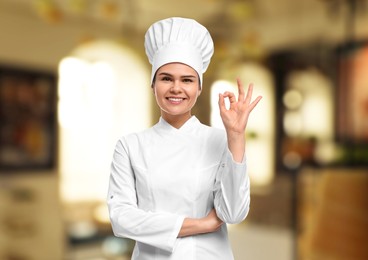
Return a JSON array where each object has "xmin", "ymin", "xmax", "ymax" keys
[{"xmin": 170, "ymin": 80, "xmax": 181, "ymax": 92}]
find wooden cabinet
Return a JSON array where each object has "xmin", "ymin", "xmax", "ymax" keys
[{"xmin": 0, "ymin": 174, "xmax": 65, "ymax": 260}]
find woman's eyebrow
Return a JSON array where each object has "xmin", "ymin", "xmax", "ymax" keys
[
  {"xmin": 157, "ymin": 72, "xmax": 172, "ymax": 76},
  {"xmin": 181, "ymin": 75, "xmax": 196, "ymax": 78}
]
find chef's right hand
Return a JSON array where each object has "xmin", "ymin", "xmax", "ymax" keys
[
  {"xmin": 201, "ymin": 208, "xmax": 223, "ymax": 233},
  {"xmin": 178, "ymin": 208, "xmax": 223, "ymax": 237}
]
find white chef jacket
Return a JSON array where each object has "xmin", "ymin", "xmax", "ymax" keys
[{"xmin": 107, "ymin": 116, "xmax": 250, "ymax": 260}]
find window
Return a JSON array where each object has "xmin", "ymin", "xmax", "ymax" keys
[{"xmin": 58, "ymin": 40, "xmax": 151, "ymax": 203}]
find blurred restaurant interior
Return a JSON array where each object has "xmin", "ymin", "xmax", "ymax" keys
[{"xmin": 0, "ymin": 0, "xmax": 367, "ymax": 259}]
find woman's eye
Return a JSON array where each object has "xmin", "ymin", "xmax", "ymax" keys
[
  {"xmin": 183, "ymin": 78, "xmax": 193, "ymax": 83},
  {"xmin": 162, "ymin": 77, "xmax": 172, "ymax": 81}
]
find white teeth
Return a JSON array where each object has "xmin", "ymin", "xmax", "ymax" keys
[{"xmin": 168, "ymin": 98, "xmax": 183, "ymax": 102}]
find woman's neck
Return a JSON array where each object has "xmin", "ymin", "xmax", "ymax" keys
[{"xmin": 162, "ymin": 113, "xmax": 192, "ymax": 129}]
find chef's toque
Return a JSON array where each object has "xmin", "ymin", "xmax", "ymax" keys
[{"xmin": 144, "ymin": 17, "xmax": 214, "ymax": 87}]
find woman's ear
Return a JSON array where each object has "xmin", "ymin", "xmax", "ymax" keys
[{"xmin": 197, "ymin": 85, "xmax": 202, "ymax": 97}]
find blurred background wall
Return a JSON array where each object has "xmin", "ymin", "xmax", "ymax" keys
[{"xmin": 0, "ymin": 0, "xmax": 367, "ymax": 259}]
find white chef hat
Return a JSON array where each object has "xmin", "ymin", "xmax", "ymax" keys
[{"xmin": 144, "ymin": 17, "xmax": 214, "ymax": 87}]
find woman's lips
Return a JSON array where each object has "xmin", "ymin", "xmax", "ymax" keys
[{"xmin": 166, "ymin": 97, "xmax": 186, "ymax": 105}]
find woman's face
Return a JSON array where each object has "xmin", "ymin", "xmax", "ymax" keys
[{"xmin": 152, "ymin": 62, "xmax": 201, "ymax": 124}]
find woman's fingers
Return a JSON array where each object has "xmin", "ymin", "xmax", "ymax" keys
[
  {"xmin": 219, "ymin": 80, "xmax": 261, "ymax": 113},
  {"xmin": 237, "ymin": 78, "xmax": 245, "ymax": 101},
  {"xmin": 218, "ymin": 93, "xmax": 225, "ymax": 112},
  {"xmin": 222, "ymin": 91, "xmax": 237, "ymax": 104},
  {"xmin": 244, "ymin": 83, "xmax": 254, "ymax": 104},
  {"xmin": 249, "ymin": 95, "xmax": 262, "ymax": 111},
  {"xmin": 243, "ymin": 83, "xmax": 262, "ymax": 111},
  {"xmin": 222, "ymin": 79, "xmax": 255, "ymax": 105}
]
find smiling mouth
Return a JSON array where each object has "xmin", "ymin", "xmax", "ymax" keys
[{"xmin": 167, "ymin": 97, "xmax": 185, "ymax": 102}]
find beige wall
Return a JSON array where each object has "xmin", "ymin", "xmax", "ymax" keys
[{"xmin": 0, "ymin": 3, "xmax": 124, "ymax": 71}]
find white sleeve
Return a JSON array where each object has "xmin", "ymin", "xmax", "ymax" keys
[
  {"xmin": 107, "ymin": 139, "xmax": 185, "ymax": 253},
  {"xmin": 213, "ymin": 147, "xmax": 250, "ymax": 224}
]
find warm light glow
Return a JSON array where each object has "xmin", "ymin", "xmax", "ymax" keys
[
  {"xmin": 314, "ymin": 141, "xmax": 341, "ymax": 165},
  {"xmin": 283, "ymin": 89, "xmax": 303, "ymax": 109},
  {"xmin": 58, "ymin": 58, "xmax": 114, "ymax": 129},
  {"xmin": 283, "ymin": 111, "xmax": 303, "ymax": 137},
  {"xmin": 302, "ymin": 94, "xmax": 331, "ymax": 138},
  {"xmin": 58, "ymin": 57, "xmax": 89, "ymax": 128},
  {"xmin": 286, "ymin": 69, "xmax": 334, "ymax": 139}
]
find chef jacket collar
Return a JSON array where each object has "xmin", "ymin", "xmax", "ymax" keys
[{"xmin": 156, "ymin": 116, "xmax": 199, "ymax": 133}]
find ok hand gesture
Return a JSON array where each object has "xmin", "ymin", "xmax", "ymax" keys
[{"xmin": 219, "ymin": 78, "xmax": 262, "ymax": 135}]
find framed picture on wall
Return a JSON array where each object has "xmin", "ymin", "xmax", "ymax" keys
[{"xmin": 0, "ymin": 65, "xmax": 56, "ymax": 172}]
